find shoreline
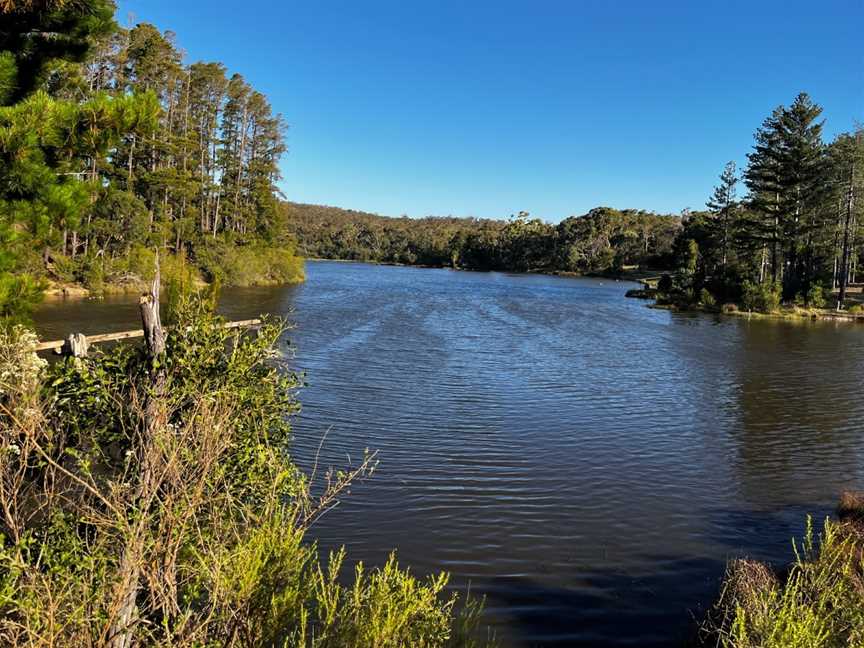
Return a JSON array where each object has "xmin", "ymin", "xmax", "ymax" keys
[
  {"xmin": 41, "ymin": 274, "xmax": 304, "ymax": 302},
  {"xmin": 646, "ymin": 301, "xmax": 864, "ymax": 323}
]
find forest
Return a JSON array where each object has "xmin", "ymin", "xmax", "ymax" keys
[
  {"xmin": 287, "ymin": 202, "xmax": 681, "ymax": 275},
  {"xmin": 0, "ymin": 0, "xmax": 303, "ymax": 319}
]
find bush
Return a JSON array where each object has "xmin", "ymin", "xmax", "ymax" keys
[
  {"xmin": 196, "ymin": 241, "xmax": 304, "ymax": 286},
  {"xmin": 704, "ymin": 516, "xmax": 864, "ymax": 648},
  {"xmin": 0, "ymin": 298, "xmax": 485, "ymax": 647},
  {"xmin": 806, "ymin": 282, "xmax": 827, "ymax": 309},
  {"xmin": 657, "ymin": 274, "xmax": 674, "ymax": 294},
  {"xmin": 741, "ymin": 280, "xmax": 781, "ymax": 313},
  {"xmin": 0, "ymin": 272, "xmax": 44, "ymax": 321},
  {"xmin": 699, "ymin": 288, "xmax": 717, "ymax": 310}
]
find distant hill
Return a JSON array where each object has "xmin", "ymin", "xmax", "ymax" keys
[{"xmin": 283, "ymin": 201, "xmax": 681, "ymax": 274}]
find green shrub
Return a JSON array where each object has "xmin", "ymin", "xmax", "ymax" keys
[
  {"xmin": 705, "ymin": 516, "xmax": 864, "ymax": 648},
  {"xmin": 806, "ymin": 282, "xmax": 827, "ymax": 309},
  {"xmin": 0, "ymin": 299, "xmax": 485, "ymax": 647},
  {"xmin": 699, "ymin": 288, "xmax": 717, "ymax": 310},
  {"xmin": 741, "ymin": 280, "xmax": 781, "ymax": 313},
  {"xmin": 0, "ymin": 272, "xmax": 44, "ymax": 321},
  {"xmin": 196, "ymin": 241, "xmax": 304, "ymax": 286},
  {"xmin": 657, "ymin": 273, "xmax": 674, "ymax": 293},
  {"xmin": 81, "ymin": 257, "xmax": 105, "ymax": 295},
  {"xmin": 125, "ymin": 244, "xmax": 157, "ymax": 281}
]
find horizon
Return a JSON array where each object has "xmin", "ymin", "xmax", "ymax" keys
[{"xmin": 118, "ymin": 0, "xmax": 862, "ymax": 223}]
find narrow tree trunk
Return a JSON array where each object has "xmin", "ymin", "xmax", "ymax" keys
[{"xmin": 838, "ymin": 168, "xmax": 856, "ymax": 308}]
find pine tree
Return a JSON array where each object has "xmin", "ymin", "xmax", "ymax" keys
[
  {"xmin": 706, "ymin": 160, "xmax": 739, "ymax": 274},
  {"xmin": 745, "ymin": 93, "xmax": 827, "ymax": 300}
]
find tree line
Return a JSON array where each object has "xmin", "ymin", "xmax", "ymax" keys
[
  {"xmin": 0, "ymin": 0, "xmax": 302, "ymax": 319},
  {"xmin": 287, "ymin": 202, "xmax": 681, "ymax": 274}
]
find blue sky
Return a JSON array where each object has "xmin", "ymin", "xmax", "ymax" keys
[{"xmin": 117, "ymin": 0, "xmax": 862, "ymax": 222}]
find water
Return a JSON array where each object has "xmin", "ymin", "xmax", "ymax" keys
[{"xmin": 33, "ymin": 260, "xmax": 864, "ymax": 647}]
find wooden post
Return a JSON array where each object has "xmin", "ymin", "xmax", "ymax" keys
[
  {"xmin": 110, "ymin": 257, "xmax": 167, "ymax": 648},
  {"xmin": 59, "ymin": 333, "xmax": 89, "ymax": 358},
  {"xmin": 139, "ymin": 268, "xmax": 165, "ymax": 357}
]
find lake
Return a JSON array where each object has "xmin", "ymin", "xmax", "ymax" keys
[{"xmin": 33, "ymin": 260, "xmax": 864, "ymax": 647}]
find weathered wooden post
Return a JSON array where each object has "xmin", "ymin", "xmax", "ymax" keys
[
  {"xmin": 62, "ymin": 332, "xmax": 89, "ymax": 358},
  {"xmin": 139, "ymin": 270, "xmax": 165, "ymax": 357},
  {"xmin": 110, "ymin": 258, "xmax": 167, "ymax": 648}
]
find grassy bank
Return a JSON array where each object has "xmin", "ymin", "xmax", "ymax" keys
[
  {"xmin": 36, "ymin": 244, "xmax": 305, "ymax": 302},
  {"xmin": 628, "ymin": 274, "xmax": 864, "ymax": 324},
  {"xmin": 701, "ymin": 493, "xmax": 864, "ymax": 647},
  {"xmin": 645, "ymin": 300, "xmax": 864, "ymax": 324}
]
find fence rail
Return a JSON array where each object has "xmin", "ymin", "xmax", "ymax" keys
[{"xmin": 35, "ymin": 319, "xmax": 263, "ymax": 354}]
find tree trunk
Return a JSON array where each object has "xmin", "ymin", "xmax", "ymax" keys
[{"xmin": 838, "ymin": 170, "xmax": 856, "ymax": 309}]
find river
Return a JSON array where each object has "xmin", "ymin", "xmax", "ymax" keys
[{"xmin": 33, "ymin": 260, "xmax": 864, "ymax": 647}]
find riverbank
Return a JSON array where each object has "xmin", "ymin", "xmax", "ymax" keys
[
  {"xmin": 41, "ymin": 273, "xmax": 301, "ymax": 301},
  {"xmin": 646, "ymin": 301, "xmax": 864, "ymax": 323},
  {"xmin": 628, "ymin": 274, "xmax": 864, "ymax": 323},
  {"xmin": 39, "ymin": 247, "xmax": 305, "ymax": 302}
]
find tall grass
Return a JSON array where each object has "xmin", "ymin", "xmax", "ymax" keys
[{"xmin": 705, "ymin": 514, "xmax": 864, "ymax": 648}]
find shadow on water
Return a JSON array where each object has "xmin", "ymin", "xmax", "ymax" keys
[
  {"xmin": 479, "ymin": 556, "xmax": 723, "ymax": 647},
  {"xmin": 479, "ymin": 502, "xmax": 831, "ymax": 647}
]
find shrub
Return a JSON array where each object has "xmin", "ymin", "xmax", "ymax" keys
[
  {"xmin": 125, "ymin": 244, "xmax": 158, "ymax": 281},
  {"xmin": 657, "ymin": 274, "xmax": 674, "ymax": 294},
  {"xmin": 704, "ymin": 516, "xmax": 864, "ymax": 648},
  {"xmin": 0, "ymin": 273, "xmax": 44, "ymax": 321},
  {"xmin": 741, "ymin": 280, "xmax": 781, "ymax": 313},
  {"xmin": 196, "ymin": 241, "xmax": 304, "ymax": 286},
  {"xmin": 806, "ymin": 282, "xmax": 827, "ymax": 309},
  {"xmin": 699, "ymin": 288, "xmax": 717, "ymax": 310},
  {"xmin": 0, "ymin": 298, "xmax": 485, "ymax": 647}
]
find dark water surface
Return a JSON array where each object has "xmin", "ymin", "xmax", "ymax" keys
[{"xmin": 34, "ymin": 261, "xmax": 864, "ymax": 647}]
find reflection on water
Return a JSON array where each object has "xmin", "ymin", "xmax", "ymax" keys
[{"xmin": 33, "ymin": 261, "xmax": 864, "ymax": 647}]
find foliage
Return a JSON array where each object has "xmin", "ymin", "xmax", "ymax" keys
[
  {"xmin": 806, "ymin": 282, "xmax": 827, "ymax": 309},
  {"xmin": 0, "ymin": 0, "xmax": 303, "ymax": 322},
  {"xmin": 196, "ymin": 239, "xmax": 305, "ymax": 286},
  {"xmin": 662, "ymin": 99, "xmax": 864, "ymax": 314},
  {"xmin": 741, "ymin": 280, "xmax": 781, "ymax": 313},
  {"xmin": 0, "ymin": 301, "xmax": 488, "ymax": 647},
  {"xmin": 699, "ymin": 288, "xmax": 717, "ymax": 310},
  {"xmin": 288, "ymin": 202, "xmax": 681, "ymax": 275},
  {"xmin": 657, "ymin": 273, "xmax": 674, "ymax": 294},
  {"xmin": 705, "ymin": 517, "xmax": 864, "ymax": 648}
]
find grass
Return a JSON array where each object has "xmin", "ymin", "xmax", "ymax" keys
[{"xmin": 703, "ymin": 493, "xmax": 864, "ymax": 648}]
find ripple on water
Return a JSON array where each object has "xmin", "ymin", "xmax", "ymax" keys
[{"xmin": 31, "ymin": 261, "xmax": 864, "ymax": 647}]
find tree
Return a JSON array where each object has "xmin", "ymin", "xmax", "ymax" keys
[
  {"xmin": 707, "ymin": 161, "xmax": 739, "ymax": 271},
  {"xmin": 744, "ymin": 93, "xmax": 827, "ymax": 301},
  {"xmin": 0, "ymin": 0, "xmax": 115, "ymax": 105},
  {"xmin": 827, "ymin": 128, "xmax": 864, "ymax": 308}
]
